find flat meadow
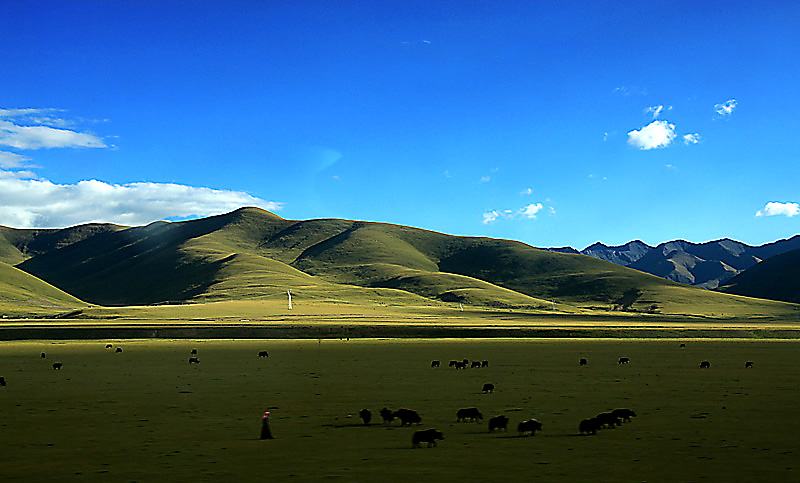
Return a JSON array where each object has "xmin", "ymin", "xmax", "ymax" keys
[{"xmin": 1, "ymin": 338, "xmax": 798, "ymax": 482}]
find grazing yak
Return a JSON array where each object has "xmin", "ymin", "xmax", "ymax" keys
[
  {"xmin": 258, "ymin": 351, "xmax": 269, "ymax": 358},
  {"xmin": 456, "ymin": 407, "xmax": 483, "ymax": 422},
  {"xmin": 679, "ymin": 343, "xmax": 686, "ymax": 348},
  {"xmin": 595, "ymin": 412, "xmax": 622, "ymax": 428},
  {"xmin": 482, "ymin": 383, "xmax": 495, "ymax": 394},
  {"xmin": 455, "ymin": 361, "xmax": 467, "ymax": 370},
  {"xmin": 471, "ymin": 361, "xmax": 481, "ymax": 368},
  {"xmin": 431, "ymin": 360, "xmax": 440, "ymax": 368},
  {"xmin": 745, "ymin": 361, "xmax": 754, "ymax": 368},
  {"xmin": 481, "ymin": 360, "xmax": 489, "ymax": 368},
  {"xmin": 190, "ymin": 349, "xmax": 198, "ymax": 355},
  {"xmin": 412, "ymin": 429, "xmax": 444, "ymax": 448},
  {"xmin": 611, "ymin": 408, "xmax": 636, "ymax": 422},
  {"xmin": 448, "ymin": 360, "xmax": 458, "ymax": 368},
  {"xmin": 115, "ymin": 348, "xmax": 123, "ymax": 353},
  {"xmin": 618, "ymin": 357, "xmax": 630, "ymax": 364},
  {"xmin": 105, "ymin": 344, "xmax": 113, "ymax": 349},
  {"xmin": 393, "ymin": 408, "xmax": 422, "ymax": 426},
  {"xmin": 699, "ymin": 360, "xmax": 711, "ymax": 368},
  {"xmin": 488, "ymin": 415, "xmax": 509, "ymax": 432},
  {"xmin": 579, "ymin": 418, "xmax": 600, "ymax": 435},
  {"xmin": 52, "ymin": 362, "xmax": 63, "ymax": 370},
  {"xmin": 579, "ymin": 358, "xmax": 588, "ymax": 366},
  {"xmin": 517, "ymin": 419, "xmax": 543, "ymax": 436},
  {"xmin": 380, "ymin": 407, "xmax": 394, "ymax": 424},
  {"xmin": 188, "ymin": 357, "xmax": 200, "ymax": 364},
  {"xmin": 0, "ymin": 376, "xmax": 6, "ymax": 387},
  {"xmin": 359, "ymin": 408, "xmax": 372, "ymax": 425},
  {"xmin": 40, "ymin": 352, "xmax": 46, "ymax": 359}
]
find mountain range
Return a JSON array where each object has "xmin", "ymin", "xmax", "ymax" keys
[
  {"xmin": 548, "ymin": 236, "xmax": 800, "ymax": 290},
  {"xmin": 0, "ymin": 207, "xmax": 796, "ymax": 316}
]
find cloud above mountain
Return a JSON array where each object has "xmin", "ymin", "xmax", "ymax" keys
[
  {"xmin": 756, "ymin": 201, "xmax": 799, "ymax": 217},
  {"xmin": 0, "ymin": 175, "xmax": 282, "ymax": 228}
]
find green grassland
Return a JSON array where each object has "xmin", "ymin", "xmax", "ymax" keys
[{"xmin": 1, "ymin": 339, "xmax": 798, "ymax": 482}]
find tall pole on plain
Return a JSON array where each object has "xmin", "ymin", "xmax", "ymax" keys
[{"xmin": 287, "ymin": 289, "xmax": 292, "ymax": 310}]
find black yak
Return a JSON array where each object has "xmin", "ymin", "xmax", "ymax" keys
[
  {"xmin": 105, "ymin": 344, "xmax": 113, "ymax": 349},
  {"xmin": 188, "ymin": 357, "xmax": 200, "ymax": 364},
  {"xmin": 595, "ymin": 412, "xmax": 621, "ymax": 428},
  {"xmin": 448, "ymin": 360, "xmax": 458, "ymax": 368},
  {"xmin": 190, "ymin": 349, "xmax": 198, "ymax": 355},
  {"xmin": 579, "ymin": 418, "xmax": 599, "ymax": 435},
  {"xmin": 618, "ymin": 357, "xmax": 630, "ymax": 364},
  {"xmin": 488, "ymin": 415, "xmax": 509, "ymax": 432},
  {"xmin": 431, "ymin": 360, "xmax": 440, "ymax": 368},
  {"xmin": 611, "ymin": 408, "xmax": 636, "ymax": 422},
  {"xmin": 393, "ymin": 408, "xmax": 421, "ymax": 426},
  {"xmin": 482, "ymin": 383, "xmax": 495, "ymax": 393},
  {"xmin": 40, "ymin": 352, "xmax": 46, "ymax": 359},
  {"xmin": 481, "ymin": 360, "xmax": 489, "ymax": 367},
  {"xmin": 258, "ymin": 351, "xmax": 269, "ymax": 358},
  {"xmin": 517, "ymin": 419, "xmax": 542, "ymax": 436},
  {"xmin": 52, "ymin": 362, "xmax": 63, "ymax": 370},
  {"xmin": 456, "ymin": 407, "xmax": 483, "ymax": 422},
  {"xmin": 115, "ymin": 347, "xmax": 123, "ymax": 353},
  {"xmin": 359, "ymin": 408, "xmax": 372, "ymax": 425},
  {"xmin": 579, "ymin": 358, "xmax": 588, "ymax": 366},
  {"xmin": 471, "ymin": 361, "xmax": 481, "ymax": 368},
  {"xmin": 380, "ymin": 407, "xmax": 394, "ymax": 424},
  {"xmin": 0, "ymin": 376, "xmax": 6, "ymax": 387},
  {"xmin": 412, "ymin": 429, "xmax": 443, "ymax": 448},
  {"xmin": 699, "ymin": 360, "xmax": 711, "ymax": 368},
  {"xmin": 745, "ymin": 361, "xmax": 754, "ymax": 368}
]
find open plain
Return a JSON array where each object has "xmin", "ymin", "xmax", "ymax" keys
[{"xmin": 1, "ymin": 337, "xmax": 798, "ymax": 482}]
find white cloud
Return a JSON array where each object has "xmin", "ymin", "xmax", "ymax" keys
[
  {"xmin": 0, "ymin": 108, "xmax": 106, "ymax": 150},
  {"xmin": 627, "ymin": 120, "xmax": 676, "ymax": 150},
  {"xmin": 482, "ymin": 210, "xmax": 499, "ymax": 224},
  {"xmin": 479, "ymin": 176, "xmax": 490, "ymax": 183},
  {"xmin": 756, "ymin": 201, "xmax": 800, "ymax": 218},
  {"xmin": 520, "ymin": 203, "xmax": 543, "ymax": 218},
  {"xmin": 714, "ymin": 99, "xmax": 737, "ymax": 117},
  {"xmin": 482, "ymin": 202, "xmax": 551, "ymax": 224},
  {"xmin": 520, "ymin": 187, "xmax": 533, "ymax": 195},
  {"xmin": 0, "ymin": 150, "xmax": 30, "ymax": 168},
  {"xmin": 683, "ymin": 133, "xmax": 701, "ymax": 145},
  {"xmin": 645, "ymin": 105, "xmax": 672, "ymax": 119},
  {"xmin": 0, "ymin": 174, "xmax": 282, "ymax": 228}
]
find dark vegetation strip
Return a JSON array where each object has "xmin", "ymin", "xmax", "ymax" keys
[{"xmin": 1, "ymin": 325, "xmax": 800, "ymax": 340}]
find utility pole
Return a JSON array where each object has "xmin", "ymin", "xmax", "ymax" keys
[{"xmin": 287, "ymin": 289, "xmax": 292, "ymax": 310}]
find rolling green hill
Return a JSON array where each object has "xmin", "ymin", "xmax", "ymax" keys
[
  {"xmin": 5, "ymin": 207, "xmax": 797, "ymax": 316},
  {"xmin": 0, "ymin": 261, "xmax": 85, "ymax": 316}
]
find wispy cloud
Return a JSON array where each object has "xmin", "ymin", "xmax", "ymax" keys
[
  {"xmin": 0, "ymin": 173, "xmax": 282, "ymax": 228},
  {"xmin": 627, "ymin": 120, "xmax": 676, "ymax": 150},
  {"xmin": 482, "ymin": 202, "xmax": 550, "ymax": 224},
  {"xmin": 0, "ymin": 108, "xmax": 106, "ymax": 150},
  {"xmin": 714, "ymin": 99, "xmax": 737, "ymax": 118},
  {"xmin": 756, "ymin": 201, "xmax": 799, "ymax": 218},
  {"xmin": 683, "ymin": 133, "xmax": 701, "ymax": 145},
  {"xmin": 0, "ymin": 150, "xmax": 30, "ymax": 168},
  {"xmin": 520, "ymin": 187, "xmax": 533, "ymax": 195},
  {"xmin": 479, "ymin": 176, "xmax": 491, "ymax": 183},
  {"xmin": 645, "ymin": 105, "xmax": 672, "ymax": 119}
]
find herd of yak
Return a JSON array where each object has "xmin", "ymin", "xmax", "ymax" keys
[{"xmin": 1, "ymin": 342, "xmax": 757, "ymax": 449}]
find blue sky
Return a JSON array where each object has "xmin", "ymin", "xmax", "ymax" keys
[{"xmin": 2, "ymin": 1, "xmax": 799, "ymax": 249}]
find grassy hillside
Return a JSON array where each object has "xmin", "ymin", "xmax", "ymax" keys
[
  {"xmin": 8, "ymin": 207, "xmax": 797, "ymax": 317},
  {"xmin": 718, "ymin": 248, "xmax": 800, "ymax": 303},
  {"xmin": 0, "ymin": 261, "xmax": 85, "ymax": 316}
]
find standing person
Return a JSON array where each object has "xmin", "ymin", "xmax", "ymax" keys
[{"xmin": 260, "ymin": 411, "xmax": 274, "ymax": 440}]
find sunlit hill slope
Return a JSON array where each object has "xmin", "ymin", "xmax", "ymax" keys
[{"xmin": 1, "ymin": 207, "xmax": 794, "ymax": 317}]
